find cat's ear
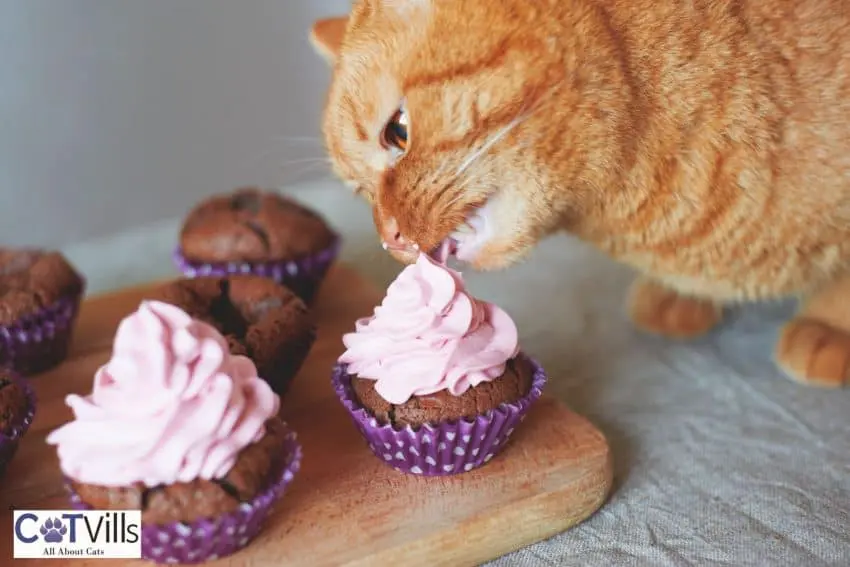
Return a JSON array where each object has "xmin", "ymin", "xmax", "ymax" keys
[{"xmin": 310, "ymin": 17, "xmax": 349, "ymax": 64}]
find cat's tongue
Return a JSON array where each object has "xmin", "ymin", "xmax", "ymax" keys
[{"xmin": 430, "ymin": 239, "xmax": 457, "ymax": 264}]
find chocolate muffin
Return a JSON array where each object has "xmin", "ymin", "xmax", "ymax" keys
[
  {"xmin": 351, "ymin": 356, "xmax": 534, "ymax": 428},
  {"xmin": 149, "ymin": 275, "xmax": 315, "ymax": 396},
  {"xmin": 0, "ymin": 248, "xmax": 85, "ymax": 375},
  {"xmin": 174, "ymin": 187, "xmax": 340, "ymax": 303},
  {"xmin": 49, "ymin": 299, "xmax": 303, "ymax": 563},
  {"xmin": 69, "ymin": 418, "xmax": 288, "ymax": 525},
  {"xmin": 0, "ymin": 371, "xmax": 30, "ymax": 434},
  {"xmin": 0, "ymin": 369, "xmax": 36, "ymax": 478}
]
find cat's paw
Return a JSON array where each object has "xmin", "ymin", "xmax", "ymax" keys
[
  {"xmin": 626, "ymin": 277, "xmax": 723, "ymax": 339},
  {"xmin": 775, "ymin": 318, "xmax": 850, "ymax": 387}
]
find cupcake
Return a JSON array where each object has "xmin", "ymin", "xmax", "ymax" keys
[
  {"xmin": 0, "ymin": 369, "xmax": 36, "ymax": 478},
  {"xmin": 46, "ymin": 300, "xmax": 302, "ymax": 564},
  {"xmin": 0, "ymin": 248, "xmax": 85, "ymax": 375},
  {"xmin": 173, "ymin": 187, "xmax": 340, "ymax": 303},
  {"xmin": 333, "ymin": 252, "xmax": 547, "ymax": 476},
  {"xmin": 148, "ymin": 275, "xmax": 316, "ymax": 397}
]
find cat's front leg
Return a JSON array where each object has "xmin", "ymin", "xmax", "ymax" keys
[
  {"xmin": 626, "ymin": 275, "xmax": 724, "ymax": 339},
  {"xmin": 776, "ymin": 276, "xmax": 850, "ymax": 387}
]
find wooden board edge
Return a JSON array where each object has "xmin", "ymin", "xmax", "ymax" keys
[{"xmin": 346, "ymin": 442, "xmax": 614, "ymax": 567}]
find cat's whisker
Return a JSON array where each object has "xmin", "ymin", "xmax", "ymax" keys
[
  {"xmin": 428, "ymin": 158, "xmax": 451, "ymax": 186},
  {"xmin": 246, "ymin": 148, "xmax": 331, "ymax": 169},
  {"xmin": 300, "ymin": 173, "xmax": 342, "ymax": 186},
  {"xmin": 267, "ymin": 136, "xmax": 325, "ymax": 145},
  {"xmin": 283, "ymin": 160, "xmax": 334, "ymax": 174},
  {"xmin": 274, "ymin": 160, "xmax": 332, "ymax": 181},
  {"xmin": 453, "ymin": 222, "xmax": 475, "ymax": 235},
  {"xmin": 443, "ymin": 84, "xmax": 562, "ymax": 195},
  {"xmin": 248, "ymin": 131, "xmax": 329, "ymax": 166},
  {"xmin": 454, "ymin": 118, "xmax": 523, "ymax": 179},
  {"xmin": 276, "ymin": 157, "xmax": 333, "ymax": 168},
  {"xmin": 438, "ymin": 177, "xmax": 476, "ymax": 218},
  {"xmin": 272, "ymin": 166, "xmax": 337, "ymax": 189}
]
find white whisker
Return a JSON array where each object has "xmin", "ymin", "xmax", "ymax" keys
[
  {"xmin": 285, "ymin": 156, "xmax": 331, "ymax": 164},
  {"xmin": 247, "ymin": 148, "xmax": 330, "ymax": 169},
  {"xmin": 267, "ymin": 136, "xmax": 325, "ymax": 144},
  {"xmin": 427, "ymin": 157, "xmax": 452, "ymax": 187},
  {"xmin": 454, "ymin": 117, "xmax": 522, "ymax": 178},
  {"xmin": 449, "ymin": 82, "xmax": 564, "ymax": 186},
  {"xmin": 272, "ymin": 170, "xmax": 339, "ymax": 189},
  {"xmin": 289, "ymin": 163, "xmax": 331, "ymax": 177}
]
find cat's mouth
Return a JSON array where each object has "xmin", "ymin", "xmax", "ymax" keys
[{"xmin": 430, "ymin": 199, "xmax": 495, "ymax": 264}]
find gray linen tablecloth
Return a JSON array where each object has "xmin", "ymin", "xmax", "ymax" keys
[{"xmin": 66, "ymin": 181, "xmax": 850, "ymax": 567}]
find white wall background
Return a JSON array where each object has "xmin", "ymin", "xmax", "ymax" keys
[{"xmin": 0, "ymin": 0, "xmax": 350, "ymax": 248}]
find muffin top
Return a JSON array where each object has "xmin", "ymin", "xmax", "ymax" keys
[
  {"xmin": 338, "ymin": 252, "xmax": 520, "ymax": 406},
  {"xmin": 0, "ymin": 370, "xmax": 30, "ymax": 434},
  {"xmin": 0, "ymin": 248, "xmax": 84, "ymax": 325},
  {"xmin": 179, "ymin": 187, "xmax": 337, "ymax": 263},
  {"xmin": 46, "ymin": 300, "xmax": 282, "ymax": 495},
  {"xmin": 148, "ymin": 275, "xmax": 316, "ymax": 390}
]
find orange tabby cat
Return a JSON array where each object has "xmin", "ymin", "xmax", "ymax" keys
[{"xmin": 310, "ymin": 0, "xmax": 850, "ymax": 388}]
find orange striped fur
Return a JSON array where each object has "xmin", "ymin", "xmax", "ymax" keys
[{"xmin": 311, "ymin": 0, "xmax": 850, "ymax": 387}]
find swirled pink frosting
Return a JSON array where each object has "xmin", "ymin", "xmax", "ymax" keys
[
  {"xmin": 339, "ymin": 253, "xmax": 519, "ymax": 404},
  {"xmin": 46, "ymin": 300, "xmax": 280, "ymax": 487}
]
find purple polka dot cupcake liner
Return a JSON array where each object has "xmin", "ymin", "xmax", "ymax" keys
[
  {"xmin": 332, "ymin": 352, "xmax": 547, "ymax": 476},
  {"xmin": 0, "ymin": 293, "xmax": 83, "ymax": 376},
  {"xmin": 64, "ymin": 425, "xmax": 303, "ymax": 564},
  {"xmin": 172, "ymin": 234, "xmax": 341, "ymax": 304},
  {"xmin": 0, "ymin": 372, "xmax": 37, "ymax": 479}
]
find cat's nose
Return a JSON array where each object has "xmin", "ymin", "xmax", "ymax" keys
[{"xmin": 380, "ymin": 216, "xmax": 418, "ymax": 251}]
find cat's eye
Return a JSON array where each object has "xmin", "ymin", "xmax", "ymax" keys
[{"xmin": 381, "ymin": 106, "xmax": 408, "ymax": 154}]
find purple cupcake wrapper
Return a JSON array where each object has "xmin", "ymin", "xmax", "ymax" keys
[
  {"xmin": 0, "ymin": 372, "xmax": 37, "ymax": 478},
  {"xmin": 172, "ymin": 233, "xmax": 341, "ymax": 303},
  {"xmin": 0, "ymin": 293, "xmax": 83, "ymax": 376},
  {"xmin": 64, "ymin": 425, "xmax": 303, "ymax": 564},
  {"xmin": 332, "ymin": 352, "xmax": 548, "ymax": 476}
]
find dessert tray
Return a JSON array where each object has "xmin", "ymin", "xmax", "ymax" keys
[{"xmin": 0, "ymin": 264, "xmax": 612, "ymax": 566}]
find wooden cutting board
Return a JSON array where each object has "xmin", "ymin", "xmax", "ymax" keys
[{"xmin": 0, "ymin": 264, "xmax": 613, "ymax": 567}]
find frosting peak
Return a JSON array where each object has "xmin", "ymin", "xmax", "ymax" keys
[
  {"xmin": 338, "ymin": 253, "xmax": 519, "ymax": 404},
  {"xmin": 46, "ymin": 300, "xmax": 280, "ymax": 487}
]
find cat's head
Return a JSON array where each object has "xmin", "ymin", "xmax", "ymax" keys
[{"xmin": 310, "ymin": 0, "xmax": 626, "ymax": 269}]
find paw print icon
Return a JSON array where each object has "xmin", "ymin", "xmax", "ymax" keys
[{"xmin": 40, "ymin": 518, "xmax": 67, "ymax": 543}]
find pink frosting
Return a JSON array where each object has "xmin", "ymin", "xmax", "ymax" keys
[
  {"xmin": 46, "ymin": 300, "xmax": 280, "ymax": 487},
  {"xmin": 338, "ymin": 253, "xmax": 519, "ymax": 404}
]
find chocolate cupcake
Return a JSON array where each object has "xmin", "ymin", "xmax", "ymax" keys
[
  {"xmin": 351, "ymin": 356, "xmax": 534, "ymax": 428},
  {"xmin": 173, "ymin": 187, "xmax": 340, "ymax": 303},
  {"xmin": 67, "ymin": 418, "xmax": 290, "ymax": 525},
  {"xmin": 149, "ymin": 275, "xmax": 316, "ymax": 397},
  {"xmin": 47, "ymin": 301, "xmax": 302, "ymax": 564},
  {"xmin": 0, "ymin": 248, "xmax": 85, "ymax": 375},
  {"xmin": 0, "ymin": 369, "xmax": 36, "ymax": 478},
  {"xmin": 333, "ymin": 253, "xmax": 546, "ymax": 476}
]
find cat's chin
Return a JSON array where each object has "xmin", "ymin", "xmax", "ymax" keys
[{"xmin": 458, "ymin": 245, "xmax": 531, "ymax": 271}]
